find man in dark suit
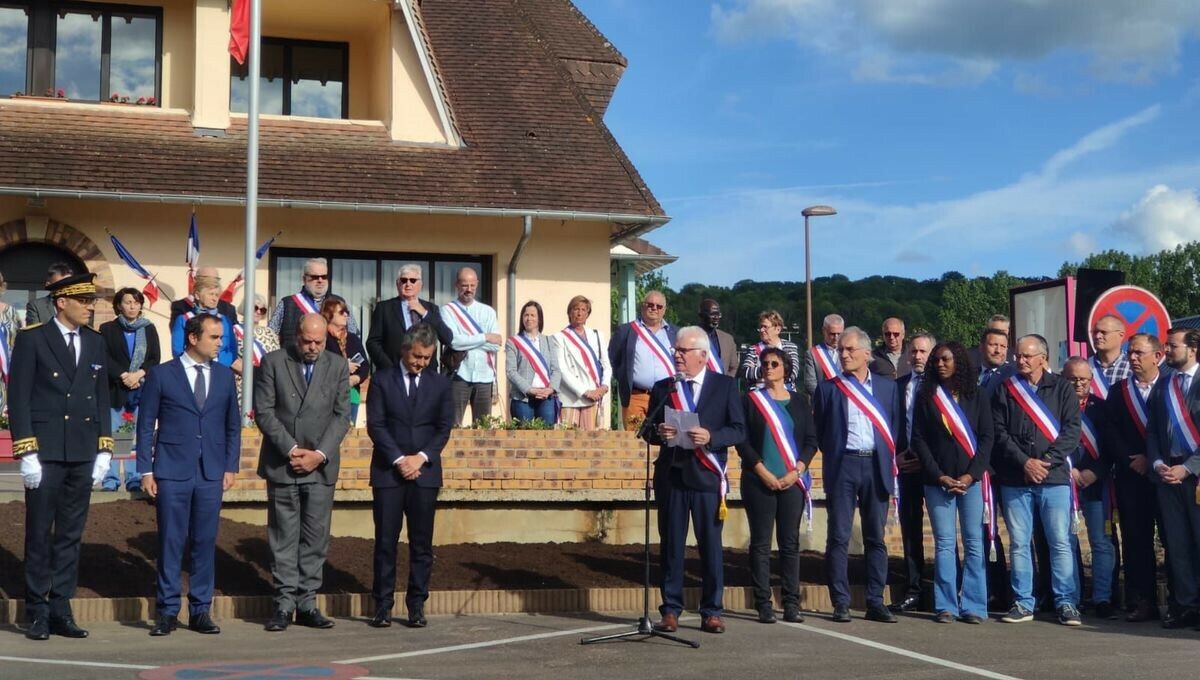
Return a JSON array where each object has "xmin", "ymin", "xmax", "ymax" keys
[
  {"xmin": 868, "ymin": 317, "xmax": 912, "ymax": 380},
  {"xmin": 137, "ymin": 314, "xmax": 242, "ymax": 637},
  {"xmin": 890, "ymin": 332, "xmax": 935, "ymax": 613},
  {"xmin": 697, "ymin": 299, "xmax": 738, "ymax": 376},
  {"xmin": 24, "ymin": 262, "xmax": 74, "ymax": 327},
  {"xmin": 648, "ymin": 326, "xmax": 746, "ymax": 634},
  {"xmin": 367, "ymin": 323, "xmax": 454, "ymax": 629},
  {"xmin": 10, "ymin": 273, "xmax": 112, "ymax": 640},
  {"xmin": 255, "ymin": 313, "xmax": 351, "ymax": 632},
  {"xmin": 974, "ymin": 326, "xmax": 1014, "ymax": 609},
  {"xmin": 609, "ymin": 291, "xmax": 677, "ymax": 430},
  {"xmin": 1106, "ymin": 332, "xmax": 1169, "ymax": 622},
  {"xmin": 366, "ymin": 264, "xmax": 452, "ymax": 370},
  {"xmin": 814, "ymin": 326, "xmax": 901, "ymax": 624},
  {"xmin": 1147, "ymin": 327, "xmax": 1200, "ymax": 629}
]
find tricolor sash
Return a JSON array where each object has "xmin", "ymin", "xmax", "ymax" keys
[
  {"xmin": 511, "ymin": 334, "xmax": 552, "ymax": 389},
  {"xmin": 232, "ymin": 325, "xmax": 265, "ymax": 366},
  {"xmin": 669, "ymin": 379, "xmax": 728, "ymax": 520},
  {"xmin": 933, "ymin": 385, "xmax": 995, "ymax": 543},
  {"xmin": 706, "ymin": 351, "xmax": 722, "ymax": 374},
  {"xmin": 1121, "ymin": 376, "xmax": 1149, "ymax": 438},
  {"xmin": 1165, "ymin": 374, "xmax": 1200, "ymax": 456},
  {"xmin": 561, "ymin": 327, "xmax": 603, "ymax": 388},
  {"xmin": 747, "ymin": 389, "xmax": 814, "ymax": 530},
  {"xmin": 291, "ymin": 292, "xmax": 319, "ymax": 315},
  {"xmin": 1089, "ymin": 356, "xmax": 1111, "ymax": 400},
  {"xmin": 831, "ymin": 374, "xmax": 899, "ymax": 516},
  {"xmin": 181, "ymin": 310, "xmax": 197, "ymax": 322},
  {"xmin": 631, "ymin": 321, "xmax": 675, "ymax": 376},
  {"xmin": 1004, "ymin": 376, "xmax": 1061, "ymax": 444},
  {"xmin": 810, "ymin": 344, "xmax": 838, "ymax": 380},
  {"xmin": 445, "ymin": 300, "xmax": 496, "ymax": 370},
  {"xmin": 1066, "ymin": 455, "xmax": 1083, "ymax": 533},
  {"xmin": 1079, "ymin": 412, "xmax": 1099, "ymax": 461}
]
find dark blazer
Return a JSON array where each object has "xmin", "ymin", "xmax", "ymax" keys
[
  {"xmin": 169, "ymin": 297, "xmax": 239, "ymax": 331},
  {"xmin": 25, "ymin": 295, "xmax": 55, "ymax": 327},
  {"xmin": 367, "ymin": 367, "xmax": 454, "ymax": 488},
  {"xmin": 366, "ymin": 297, "xmax": 453, "ymax": 371},
  {"xmin": 325, "ymin": 331, "xmax": 370, "ymax": 384},
  {"xmin": 609, "ymin": 320, "xmax": 678, "ymax": 407},
  {"xmin": 911, "ymin": 386, "xmax": 994, "ymax": 486},
  {"xmin": 99, "ymin": 319, "xmax": 162, "ymax": 409},
  {"xmin": 735, "ymin": 389, "xmax": 817, "ymax": 473},
  {"xmin": 645, "ymin": 370, "xmax": 746, "ymax": 493},
  {"xmin": 1070, "ymin": 395, "xmax": 1113, "ymax": 501},
  {"xmin": 254, "ymin": 347, "xmax": 351, "ymax": 485},
  {"xmin": 136, "ymin": 358, "xmax": 241, "ymax": 481},
  {"xmin": 869, "ymin": 345, "xmax": 912, "ymax": 381},
  {"xmin": 1105, "ymin": 370, "xmax": 1171, "ymax": 477},
  {"xmin": 8, "ymin": 321, "xmax": 112, "ymax": 462},
  {"xmin": 1146, "ymin": 367, "xmax": 1200, "ymax": 479},
  {"xmin": 991, "ymin": 372, "xmax": 1081, "ymax": 487},
  {"xmin": 896, "ymin": 373, "xmax": 918, "ymax": 452},
  {"xmin": 813, "ymin": 372, "xmax": 902, "ymax": 495}
]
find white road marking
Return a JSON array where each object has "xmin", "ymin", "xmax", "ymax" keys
[
  {"xmin": 335, "ymin": 621, "xmax": 630, "ymax": 664},
  {"xmin": 0, "ymin": 655, "xmax": 157, "ymax": 670},
  {"xmin": 782, "ymin": 622, "xmax": 1023, "ymax": 680}
]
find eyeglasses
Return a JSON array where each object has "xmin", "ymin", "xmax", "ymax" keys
[
  {"xmin": 673, "ymin": 346, "xmax": 703, "ymax": 355},
  {"xmin": 1067, "ymin": 377, "xmax": 1092, "ymax": 384},
  {"xmin": 643, "ymin": 302, "xmax": 664, "ymax": 310},
  {"xmin": 398, "ymin": 277, "xmax": 420, "ymax": 284},
  {"xmin": 1016, "ymin": 352, "xmax": 1046, "ymax": 360},
  {"xmin": 705, "ymin": 311, "xmax": 722, "ymax": 317},
  {"xmin": 883, "ymin": 332, "xmax": 903, "ymax": 337},
  {"xmin": 305, "ymin": 274, "xmax": 329, "ymax": 281},
  {"xmin": 762, "ymin": 360, "xmax": 784, "ymax": 368},
  {"xmin": 1092, "ymin": 328, "xmax": 1122, "ymax": 336}
]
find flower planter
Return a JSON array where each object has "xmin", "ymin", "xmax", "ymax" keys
[
  {"xmin": 113, "ymin": 432, "xmax": 135, "ymax": 459},
  {"xmin": 0, "ymin": 430, "xmax": 12, "ymax": 461}
]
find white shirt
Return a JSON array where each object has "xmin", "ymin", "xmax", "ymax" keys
[
  {"xmin": 392, "ymin": 368, "xmax": 430, "ymax": 465},
  {"xmin": 51, "ymin": 317, "xmax": 80, "ymax": 365},
  {"xmin": 680, "ymin": 366, "xmax": 707, "ymax": 405},
  {"xmin": 844, "ymin": 372, "xmax": 877, "ymax": 451},
  {"xmin": 1135, "ymin": 373, "xmax": 1158, "ymax": 401}
]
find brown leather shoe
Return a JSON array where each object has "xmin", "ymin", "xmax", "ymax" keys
[
  {"xmin": 1126, "ymin": 601, "xmax": 1159, "ymax": 623},
  {"xmin": 654, "ymin": 613, "xmax": 678, "ymax": 632},
  {"xmin": 701, "ymin": 615, "xmax": 726, "ymax": 634}
]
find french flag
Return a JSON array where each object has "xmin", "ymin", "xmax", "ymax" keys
[
  {"xmin": 109, "ymin": 232, "xmax": 161, "ymax": 306},
  {"xmin": 221, "ymin": 232, "xmax": 280, "ymax": 303},
  {"xmin": 185, "ymin": 213, "xmax": 200, "ymax": 292}
]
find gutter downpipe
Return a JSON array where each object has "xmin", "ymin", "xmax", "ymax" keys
[{"xmin": 506, "ymin": 215, "xmax": 533, "ymax": 337}]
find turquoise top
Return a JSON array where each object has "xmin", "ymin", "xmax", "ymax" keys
[{"xmin": 759, "ymin": 397, "xmax": 793, "ymax": 477}]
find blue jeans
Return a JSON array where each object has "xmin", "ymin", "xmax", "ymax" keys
[
  {"xmin": 1001, "ymin": 484, "xmax": 1076, "ymax": 610},
  {"xmin": 1073, "ymin": 480, "xmax": 1116, "ymax": 605},
  {"xmin": 925, "ymin": 483, "xmax": 987, "ymax": 617},
  {"xmin": 103, "ymin": 408, "xmax": 140, "ymax": 490},
  {"xmin": 511, "ymin": 397, "xmax": 557, "ymax": 424}
]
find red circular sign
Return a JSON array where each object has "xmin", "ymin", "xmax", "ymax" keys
[{"xmin": 1087, "ymin": 285, "xmax": 1170, "ymax": 349}]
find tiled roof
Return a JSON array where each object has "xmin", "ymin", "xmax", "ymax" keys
[{"xmin": 0, "ymin": 0, "xmax": 666, "ymax": 234}]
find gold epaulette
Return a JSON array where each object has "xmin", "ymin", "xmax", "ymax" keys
[
  {"xmin": 12, "ymin": 437, "xmax": 38, "ymax": 458},
  {"xmin": 21, "ymin": 323, "xmax": 42, "ymax": 331},
  {"xmin": 98, "ymin": 436, "xmax": 114, "ymax": 454}
]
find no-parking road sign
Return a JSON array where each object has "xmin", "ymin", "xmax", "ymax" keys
[{"xmin": 1088, "ymin": 285, "xmax": 1171, "ymax": 349}]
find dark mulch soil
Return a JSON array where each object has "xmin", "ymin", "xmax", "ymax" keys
[{"xmin": 0, "ymin": 500, "xmax": 903, "ymax": 599}]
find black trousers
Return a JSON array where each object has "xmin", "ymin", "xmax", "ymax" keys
[
  {"xmin": 372, "ymin": 484, "xmax": 439, "ymax": 613},
  {"xmin": 897, "ymin": 471, "xmax": 926, "ymax": 599},
  {"xmin": 1156, "ymin": 477, "xmax": 1200, "ymax": 612},
  {"xmin": 741, "ymin": 472, "xmax": 806, "ymax": 609},
  {"xmin": 24, "ymin": 460, "xmax": 93, "ymax": 619},
  {"xmin": 451, "ymin": 378, "xmax": 492, "ymax": 426},
  {"xmin": 1114, "ymin": 470, "xmax": 1161, "ymax": 606}
]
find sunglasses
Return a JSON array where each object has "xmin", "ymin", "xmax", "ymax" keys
[
  {"xmin": 254, "ymin": 306, "xmax": 267, "ymax": 313},
  {"xmin": 305, "ymin": 274, "xmax": 329, "ymax": 281},
  {"xmin": 762, "ymin": 360, "xmax": 784, "ymax": 368},
  {"xmin": 643, "ymin": 302, "xmax": 664, "ymax": 310},
  {"xmin": 398, "ymin": 277, "xmax": 420, "ymax": 284}
]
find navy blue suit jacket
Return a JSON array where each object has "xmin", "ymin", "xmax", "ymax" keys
[
  {"xmin": 608, "ymin": 321, "xmax": 677, "ymax": 408},
  {"xmin": 367, "ymin": 367, "xmax": 454, "ymax": 488},
  {"xmin": 645, "ymin": 371, "xmax": 746, "ymax": 493},
  {"xmin": 136, "ymin": 358, "xmax": 242, "ymax": 481},
  {"xmin": 813, "ymin": 372, "xmax": 902, "ymax": 495},
  {"xmin": 1146, "ymin": 368, "xmax": 1200, "ymax": 479}
]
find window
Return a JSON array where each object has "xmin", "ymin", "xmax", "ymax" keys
[
  {"xmin": 1, "ymin": 2, "xmax": 161, "ymax": 102},
  {"xmin": 270, "ymin": 248, "xmax": 489, "ymax": 343},
  {"xmin": 231, "ymin": 38, "xmax": 348, "ymax": 119}
]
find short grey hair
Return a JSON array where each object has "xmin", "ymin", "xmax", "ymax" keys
[
  {"xmin": 676, "ymin": 326, "xmax": 710, "ymax": 353},
  {"xmin": 303, "ymin": 257, "xmax": 328, "ymax": 275},
  {"xmin": 1063, "ymin": 356, "xmax": 1091, "ymax": 373},
  {"xmin": 1018, "ymin": 334, "xmax": 1049, "ymax": 357},
  {"xmin": 401, "ymin": 322, "xmax": 439, "ymax": 353},
  {"xmin": 823, "ymin": 313, "xmax": 845, "ymax": 329},
  {"xmin": 841, "ymin": 326, "xmax": 871, "ymax": 350},
  {"xmin": 397, "ymin": 263, "xmax": 423, "ymax": 281},
  {"xmin": 911, "ymin": 332, "xmax": 937, "ymax": 348}
]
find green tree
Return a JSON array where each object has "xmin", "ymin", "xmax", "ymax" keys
[{"xmin": 937, "ymin": 271, "xmax": 1028, "ymax": 345}]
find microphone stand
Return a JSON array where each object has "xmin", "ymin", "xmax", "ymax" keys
[{"xmin": 582, "ymin": 378, "xmax": 698, "ymax": 648}]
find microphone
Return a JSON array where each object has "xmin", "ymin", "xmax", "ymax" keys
[{"xmin": 672, "ymin": 372, "xmax": 685, "ymax": 384}]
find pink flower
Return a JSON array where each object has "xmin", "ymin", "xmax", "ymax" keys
[
  {"xmin": 137, "ymin": 96, "xmax": 146, "ymax": 104},
  {"xmin": 56, "ymin": 89, "xmax": 64, "ymax": 98}
]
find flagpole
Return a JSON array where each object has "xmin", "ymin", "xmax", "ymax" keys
[{"xmin": 240, "ymin": 0, "xmax": 262, "ymax": 424}]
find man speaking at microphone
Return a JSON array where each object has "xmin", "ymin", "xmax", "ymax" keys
[{"xmin": 647, "ymin": 327, "xmax": 745, "ymax": 634}]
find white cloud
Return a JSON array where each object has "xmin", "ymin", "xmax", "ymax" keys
[
  {"xmin": 1113, "ymin": 185, "xmax": 1200, "ymax": 252},
  {"xmin": 1067, "ymin": 231, "xmax": 1098, "ymax": 257}
]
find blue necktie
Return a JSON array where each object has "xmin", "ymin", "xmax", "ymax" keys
[{"xmin": 304, "ymin": 362, "xmax": 313, "ymax": 384}]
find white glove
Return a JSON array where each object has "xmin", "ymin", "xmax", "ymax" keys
[
  {"xmin": 20, "ymin": 454, "xmax": 42, "ymax": 490},
  {"xmin": 92, "ymin": 453, "xmax": 112, "ymax": 488}
]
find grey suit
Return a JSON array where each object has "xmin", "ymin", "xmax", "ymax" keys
[
  {"xmin": 254, "ymin": 347, "xmax": 350, "ymax": 614},
  {"xmin": 25, "ymin": 295, "xmax": 54, "ymax": 327}
]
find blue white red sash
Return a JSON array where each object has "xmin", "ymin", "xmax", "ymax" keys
[
  {"xmin": 706, "ymin": 351, "xmax": 722, "ymax": 373},
  {"xmin": 933, "ymin": 386, "xmax": 994, "ymax": 540},
  {"xmin": 232, "ymin": 325, "xmax": 265, "ymax": 366},
  {"xmin": 1004, "ymin": 376, "xmax": 1061, "ymax": 444},
  {"xmin": 445, "ymin": 300, "xmax": 496, "ymax": 370},
  {"xmin": 1079, "ymin": 412, "xmax": 1099, "ymax": 460},
  {"xmin": 669, "ymin": 378, "xmax": 728, "ymax": 520},
  {"xmin": 810, "ymin": 344, "xmax": 838, "ymax": 380},
  {"xmin": 0, "ymin": 325, "xmax": 9, "ymax": 383},
  {"xmin": 1121, "ymin": 376, "xmax": 1149, "ymax": 438},
  {"xmin": 511, "ymin": 334, "xmax": 552, "ymax": 388},
  {"xmin": 631, "ymin": 321, "xmax": 675, "ymax": 376},
  {"xmin": 561, "ymin": 327, "xmax": 603, "ymax": 388},
  {"xmin": 291, "ymin": 292, "xmax": 319, "ymax": 315},
  {"xmin": 1166, "ymin": 374, "xmax": 1200, "ymax": 456},
  {"xmin": 832, "ymin": 374, "xmax": 899, "ymax": 516},
  {"xmin": 748, "ymin": 389, "xmax": 814, "ymax": 529},
  {"xmin": 1089, "ymin": 356, "xmax": 1111, "ymax": 400}
]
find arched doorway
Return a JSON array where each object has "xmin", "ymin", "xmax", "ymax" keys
[{"xmin": 0, "ymin": 242, "xmax": 87, "ymax": 311}]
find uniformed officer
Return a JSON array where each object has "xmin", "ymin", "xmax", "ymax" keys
[{"xmin": 10, "ymin": 272, "xmax": 113, "ymax": 640}]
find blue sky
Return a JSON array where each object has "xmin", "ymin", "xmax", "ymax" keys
[{"xmin": 577, "ymin": 0, "xmax": 1200, "ymax": 288}]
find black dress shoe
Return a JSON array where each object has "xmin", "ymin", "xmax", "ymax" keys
[
  {"xmin": 368, "ymin": 607, "xmax": 392, "ymax": 628},
  {"xmin": 407, "ymin": 606, "xmax": 427, "ymax": 628},
  {"xmin": 757, "ymin": 605, "xmax": 777, "ymax": 624},
  {"xmin": 1162, "ymin": 610, "xmax": 1199, "ymax": 630},
  {"xmin": 888, "ymin": 595, "xmax": 920, "ymax": 613},
  {"xmin": 783, "ymin": 605, "xmax": 805, "ymax": 623},
  {"xmin": 49, "ymin": 616, "xmax": 89, "ymax": 638},
  {"xmin": 831, "ymin": 605, "xmax": 851, "ymax": 623},
  {"xmin": 865, "ymin": 605, "xmax": 898, "ymax": 623},
  {"xmin": 149, "ymin": 615, "xmax": 178, "ymax": 637},
  {"xmin": 188, "ymin": 612, "xmax": 221, "ymax": 634},
  {"xmin": 264, "ymin": 610, "xmax": 292, "ymax": 632},
  {"xmin": 295, "ymin": 608, "xmax": 335, "ymax": 629},
  {"xmin": 25, "ymin": 617, "xmax": 49, "ymax": 641}
]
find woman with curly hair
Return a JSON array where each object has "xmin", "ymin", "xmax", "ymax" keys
[{"xmin": 911, "ymin": 341, "xmax": 994, "ymax": 624}]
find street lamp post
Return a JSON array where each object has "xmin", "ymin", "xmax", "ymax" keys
[{"xmin": 802, "ymin": 205, "xmax": 837, "ymax": 352}]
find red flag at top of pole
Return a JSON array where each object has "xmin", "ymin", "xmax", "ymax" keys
[{"xmin": 229, "ymin": 0, "xmax": 250, "ymax": 65}]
